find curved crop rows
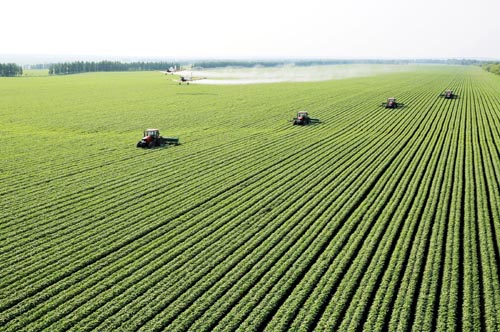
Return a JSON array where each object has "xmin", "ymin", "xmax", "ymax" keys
[{"xmin": 1, "ymin": 66, "xmax": 499, "ymax": 331}]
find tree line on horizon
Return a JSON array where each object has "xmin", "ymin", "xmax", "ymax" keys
[
  {"xmin": 192, "ymin": 58, "xmax": 484, "ymax": 69},
  {"xmin": 47, "ymin": 58, "xmax": 488, "ymax": 75},
  {"xmin": 0, "ymin": 63, "xmax": 23, "ymax": 77},
  {"xmin": 48, "ymin": 61, "xmax": 179, "ymax": 75},
  {"xmin": 2, "ymin": 59, "xmax": 496, "ymax": 77}
]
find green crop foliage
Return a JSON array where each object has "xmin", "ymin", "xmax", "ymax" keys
[{"xmin": 1, "ymin": 65, "xmax": 500, "ymax": 331}]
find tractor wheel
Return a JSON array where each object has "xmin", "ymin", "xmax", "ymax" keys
[{"xmin": 148, "ymin": 142, "xmax": 154, "ymax": 148}]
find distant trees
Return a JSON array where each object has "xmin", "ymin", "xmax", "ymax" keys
[
  {"xmin": 48, "ymin": 61, "xmax": 179, "ymax": 75},
  {"xmin": 4, "ymin": 59, "xmax": 494, "ymax": 77},
  {"xmin": 0, "ymin": 63, "xmax": 23, "ymax": 77},
  {"xmin": 192, "ymin": 60, "xmax": 284, "ymax": 69},
  {"xmin": 482, "ymin": 62, "xmax": 500, "ymax": 76},
  {"xmin": 28, "ymin": 63, "xmax": 51, "ymax": 70},
  {"xmin": 191, "ymin": 58, "xmax": 485, "ymax": 69}
]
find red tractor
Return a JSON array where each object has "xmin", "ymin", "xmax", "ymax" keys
[
  {"xmin": 292, "ymin": 111, "xmax": 320, "ymax": 125},
  {"xmin": 136, "ymin": 129, "xmax": 179, "ymax": 148},
  {"xmin": 381, "ymin": 97, "xmax": 404, "ymax": 109}
]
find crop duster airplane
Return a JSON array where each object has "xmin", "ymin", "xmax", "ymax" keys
[
  {"xmin": 160, "ymin": 65, "xmax": 178, "ymax": 74},
  {"xmin": 173, "ymin": 72, "xmax": 206, "ymax": 85}
]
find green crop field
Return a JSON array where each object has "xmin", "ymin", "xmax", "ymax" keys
[{"xmin": 1, "ymin": 65, "xmax": 499, "ymax": 331}]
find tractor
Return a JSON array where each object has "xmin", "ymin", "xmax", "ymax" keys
[
  {"xmin": 292, "ymin": 111, "xmax": 320, "ymax": 125},
  {"xmin": 440, "ymin": 90, "xmax": 458, "ymax": 99},
  {"xmin": 381, "ymin": 97, "xmax": 404, "ymax": 109},
  {"xmin": 136, "ymin": 129, "xmax": 180, "ymax": 148}
]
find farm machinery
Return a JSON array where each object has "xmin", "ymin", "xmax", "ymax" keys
[
  {"xmin": 381, "ymin": 97, "xmax": 405, "ymax": 109},
  {"xmin": 136, "ymin": 129, "xmax": 180, "ymax": 148},
  {"xmin": 440, "ymin": 90, "xmax": 458, "ymax": 99},
  {"xmin": 292, "ymin": 111, "xmax": 320, "ymax": 125}
]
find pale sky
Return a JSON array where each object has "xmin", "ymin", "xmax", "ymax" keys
[{"xmin": 2, "ymin": 0, "xmax": 500, "ymax": 60}]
